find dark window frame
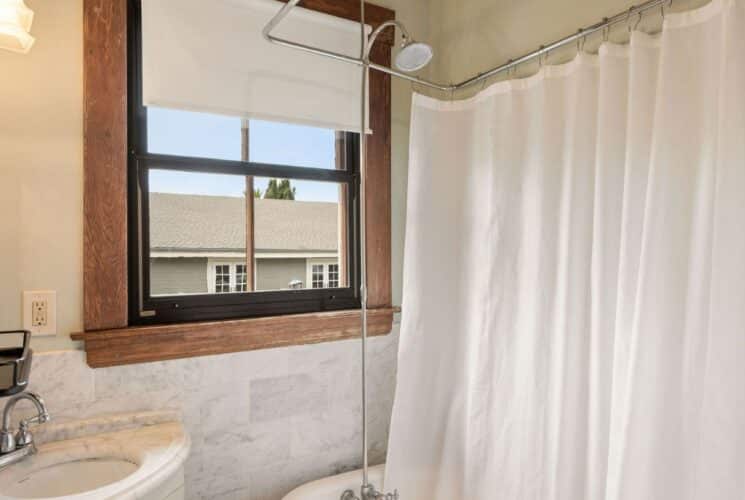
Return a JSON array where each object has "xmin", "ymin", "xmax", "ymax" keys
[{"xmin": 126, "ymin": 0, "xmax": 361, "ymax": 325}]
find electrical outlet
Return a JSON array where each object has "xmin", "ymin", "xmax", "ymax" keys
[
  {"xmin": 23, "ymin": 291, "xmax": 57, "ymax": 336},
  {"xmin": 32, "ymin": 300, "xmax": 47, "ymax": 327}
]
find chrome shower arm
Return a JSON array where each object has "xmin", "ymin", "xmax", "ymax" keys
[{"xmin": 363, "ymin": 20, "xmax": 410, "ymax": 61}]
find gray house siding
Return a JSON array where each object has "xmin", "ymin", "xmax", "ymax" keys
[
  {"xmin": 150, "ymin": 257, "xmax": 308, "ymax": 295},
  {"xmin": 151, "ymin": 257, "xmax": 208, "ymax": 295},
  {"xmin": 256, "ymin": 258, "xmax": 307, "ymax": 291}
]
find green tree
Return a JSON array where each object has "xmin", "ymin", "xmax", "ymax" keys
[
  {"xmin": 263, "ymin": 178, "xmax": 296, "ymax": 200},
  {"xmin": 253, "ymin": 188, "xmax": 262, "ymax": 198}
]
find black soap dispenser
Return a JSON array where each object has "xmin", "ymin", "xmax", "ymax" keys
[{"xmin": 0, "ymin": 330, "xmax": 33, "ymax": 397}]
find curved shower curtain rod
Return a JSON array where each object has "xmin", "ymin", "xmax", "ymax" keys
[{"xmin": 264, "ymin": 0, "xmax": 673, "ymax": 93}]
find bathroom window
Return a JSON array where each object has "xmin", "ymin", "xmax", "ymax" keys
[
  {"xmin": 76, "ymin": 0, "xmax": 394, "ymax": 365},
  {"xmin": 127, "ymin": 3, "xmax": 361, "ymax": 325},
  {"xmin": 131, "ymin": 114, "xmax": 360, "ymax": 322}
]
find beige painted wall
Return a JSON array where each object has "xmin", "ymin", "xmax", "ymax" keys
[
  {"xmin": 0, "ymin": 0, "xmax": 83, "ymax": 351},
  {"xmin": 427, "ymin": 0, "xmax": 710, "ymax": 96},
  {"xmin": 428, "ymin": 0, "xmax": 635, "ymax": 86},
  {"xmin": 0, "ymin": 0, "xmax": 427, "ymax": 351},
  {"xmin": 373, "ymin": 0, "xmax": 430, "ymax": 311}
]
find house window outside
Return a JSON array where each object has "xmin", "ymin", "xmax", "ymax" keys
[
  {"xmin": 236, "ymin": 264, "xmax": 247, "ymax": 292},
  {"xmin": 311, "ymin": 264, "xmax": 324, "ymax": 289},
  {"xmin": 328, "ymin": 264, "xmax": 339, "ymax": 288},
  {"xmin": 306, "ymin": 261, "xmax": 340, "ymax": 289},
  {"xmin": 209, "ymin": 262, "xmax": 254, "ymax": 294},
  {"xmin": 215, "ymin": 264, "xmax": 231, "ymax": 293}
]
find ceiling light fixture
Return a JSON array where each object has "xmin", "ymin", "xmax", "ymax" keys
[{"xmin": 0, "ymin": 0, "xmax": 35, "ymax": 54}]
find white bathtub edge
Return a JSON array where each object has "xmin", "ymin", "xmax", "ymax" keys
[{"xmin": 282, "ymin": 464, "xmax": 386, "ymax": 500}]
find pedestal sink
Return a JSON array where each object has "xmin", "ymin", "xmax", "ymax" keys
[
  {"xmin": 4, "ymin": 458, "xmax": 139, "ymax": 498},
  {"xmin": 0, "ymin": 411, "xmax": 189, "ymax": 500}
]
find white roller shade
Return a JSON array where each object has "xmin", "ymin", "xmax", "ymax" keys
[{"xmin": 141, "ymin": 0, "xmax": 368, "ymax": 132}]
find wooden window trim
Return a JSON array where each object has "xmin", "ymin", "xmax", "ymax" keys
[
  {"xmin": 79, "ymin": 0, "xmax": 394, "ymax": 367},
  {"xmin": 72, "ymin": 308, "xmax": 398, "ymax": 367}
]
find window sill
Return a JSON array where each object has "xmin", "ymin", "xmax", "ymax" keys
[{"xmin": 71, "ymin": 307, "xmax": 398, "ymax": 368}]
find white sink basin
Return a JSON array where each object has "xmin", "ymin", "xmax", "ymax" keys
[
  {"xmin": 0, "ymin": 412, "xmax": 189, "ymax": 500},
  {"xmin": 4, "ymin": 458, "xmax": 139, "ymax": 498}
]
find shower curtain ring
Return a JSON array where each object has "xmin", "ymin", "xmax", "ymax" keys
[
  {"xmin": 602, "ymin": 18, "xmax": 610, "ymax": 42},
  {"xmin": 633, "ymin": 11, "xmax": 643, "ymax": 31},
  {"xmin": 538, "ymin": 46, "xmax": 546, "ymax": 69},
  {"xmin": 577, "ymin": 33, "xmax": 586, "ymax": 55},
  {"xmin": 662, "ymin": 1, "xmax": 671, "ymax": 20}
]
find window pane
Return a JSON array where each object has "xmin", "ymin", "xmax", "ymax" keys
[
  {"xmin": 328, "ymin": 264, "xmax": 339, "ymax": 288},
  {"xmin": 249, "ymin": 119, "xmax": 346, "ymax": 170},
  {"xmin": 312, "ymin": 264, "xmax": 324, "ymax": 289},
  {"xmin": 148, "ymin": 170, "xmax": 349, "ymax": 296},
  {"xmin": 215, "ymin": 264, "xmax": 231, "ymax": 293},
  {"xmin": 236, "ymin": 264, "xmax": 247, "ymax": 292},
  {"xmin": 147, "ymin": 107, "xmax": 241, "ymax": 161},
  {"xmin": 146, "ymin": 109, "xmax": 351, "ymax": 171},
  {"xmin": 148, "ymin": 169, "xmax": 248, "ymax": 296},
  {"xmin": 253, "ymin": 177, "xmax": 348, "ymax": 292}
]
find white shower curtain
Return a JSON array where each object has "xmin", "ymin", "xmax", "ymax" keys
[{"xmin": 386, "ymin": 1, "xmax": 745, "ymax": 499}]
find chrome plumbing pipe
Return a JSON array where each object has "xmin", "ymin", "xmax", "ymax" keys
[{"xmin": 358, "ymin": 0, "xmax": 370, "ymax": 492}]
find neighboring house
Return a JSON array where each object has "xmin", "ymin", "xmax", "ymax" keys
[{"xmin": 149, "ymin": 193, "xmax": 341, "ymax": 295}]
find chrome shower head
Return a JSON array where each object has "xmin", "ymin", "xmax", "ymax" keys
[
  {"xmin": 395, "ymin": 40, "xmax": 433, "ymax": 72},
  {"xmin": 365, "ymin": 20, "xmax": 433, "ymax": 73}
]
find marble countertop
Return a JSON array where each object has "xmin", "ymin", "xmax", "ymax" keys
[{"xmin": 0, "ymin": 411, "xmax": 190, "ymax": 500}]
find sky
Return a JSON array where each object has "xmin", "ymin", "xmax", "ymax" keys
[{"xmin": 147, "ymin": 107, "xmax": 342, "ymax": 203}]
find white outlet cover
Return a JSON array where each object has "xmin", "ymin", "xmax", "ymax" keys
[{"xmin": 23, "ymin": 290, "xmax": 57, "ymax": 336}]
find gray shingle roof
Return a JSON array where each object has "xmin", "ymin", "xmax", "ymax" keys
[{"xmin": 149, "ymin": 193, "xmax": 339, "ymax": 252}]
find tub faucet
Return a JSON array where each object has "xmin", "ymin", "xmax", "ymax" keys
[
  {"xmin": 341, "ymin": 485, "xmax": 399, "ymax": 500},
  {"xmin": 0, "ymin": 392, "xmax": 50, "ymax": 471},
  {"xmin": 363, "ymin": 485, "xmax": 399, "ymax": 500}
]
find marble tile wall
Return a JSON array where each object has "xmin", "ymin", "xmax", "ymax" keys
[{"xmin": 0, "ymin": 324, "xmax": 400, "ymax": 500}]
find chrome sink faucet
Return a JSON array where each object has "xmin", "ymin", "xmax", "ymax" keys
[{"xmin": 0, "ymin": 392, "xmax": 50, "ymax": 471}]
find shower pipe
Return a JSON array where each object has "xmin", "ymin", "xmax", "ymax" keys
[{"xmin": 263, "ymin": 0, "xmax": 672, "ymax": 497}]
